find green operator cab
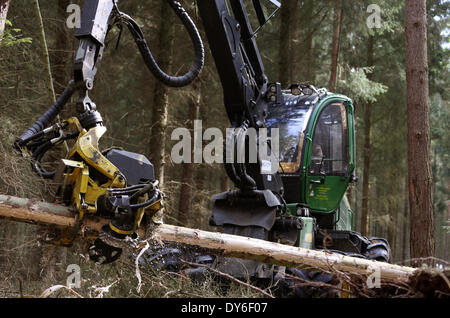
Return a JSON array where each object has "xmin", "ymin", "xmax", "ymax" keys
[{"xmin": 266, "ymin": 90, "xmax": 356, "ymax": 232}]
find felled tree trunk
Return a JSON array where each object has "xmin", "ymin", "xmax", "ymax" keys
[{"xmin": 0, "ymin": 194, "xmax": 421, "ymax": 283}]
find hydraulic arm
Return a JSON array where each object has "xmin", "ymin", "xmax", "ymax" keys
[
  {"xmin": 196, "ymin": 0, "xmax": 290, "ymax": 279},
  {"xmin": 196, "ymin": 1, "xmax": 287, "ymax": 221},
  {"xmin": 198, "ymin": 0, "xmax": 283, "ymax": 195},
  {"xmin": 14, "ymin": 0, "xmax": 204, "ymax": 263}
]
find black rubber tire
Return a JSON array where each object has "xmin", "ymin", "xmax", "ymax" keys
[
  {"xmin": 275, "ymin": 267, "xmax": 340, "ymax": 298},
  {"xmin": 365, "ymin": 237, "xmax": 391, "ymax": 262}
]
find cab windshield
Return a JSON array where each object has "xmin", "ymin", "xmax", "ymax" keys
[{"xmin": 266, "ymin": 95, "xmax": 314, "ymax": 172}]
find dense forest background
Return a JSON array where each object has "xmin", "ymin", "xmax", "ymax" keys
[{"xmin": 0, "ymin": 0, "xmax": 448, "ymax": 297}]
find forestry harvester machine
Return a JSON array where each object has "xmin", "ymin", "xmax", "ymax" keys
[{"xmin": 13, "ymin": 0, "xmax": 390, "ymax": 287}]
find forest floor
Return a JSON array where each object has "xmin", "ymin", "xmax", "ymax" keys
[
  {"xmin": 1, "ymin": 232, "xmax": 449, "ymax": 299},
  {"xmin": 0, "ymin": 142, "xmax": 448, "ymax": 299},
  {"xmin": 0, "ymin": 238, "xmax": 270, "ymax": 298}
]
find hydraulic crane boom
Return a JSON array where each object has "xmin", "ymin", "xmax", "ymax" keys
[
  {"xmin": 196, "ymin": 0, "xmax": 290, "ymax": 279},
  {"xmin": 197, "ymin": 0, "xmax": 284, "ymax": 196}
]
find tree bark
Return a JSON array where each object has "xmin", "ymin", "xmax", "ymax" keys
[
  {"xmin": 402, "ymin": 176, "xmax": 409, "ymax": 262},
  {"xmin": 328, "ymin": 0, "xmax": 343, "ymax": 92},
  {"xmin": 290, "ymin": 0, "xmax": 317, "ymax": 84},
  {"xmin": 387, "ymin": 200, "xmax": 399, "ymax": 261},
  {"xmin": 51, "ymin": 0, "xmax": 71, "ymax": 95},
  {"xmin": 177, "ymin": 80, "xmax": 201, "ymax": 227},
  {"xmin": 278, "ymin": 0, "xmax": 299, "ymax": 88},
  {"xmin": 360, "ymin": 103, "xmax": 371, "ymax": 237},
  {"xmin": 405, "ymin": 0, "xmax": 435, "ymax": 263},
  {"xmin": 445, "ymin": 202, "xmax": 449, "ymax": 261},
  {"xmin": 301, "ymin": 30, "xmax": 314, "ymax": 83},
  {"xmin": 0, "ymin": 0, "xmax": 10, "ymax": 42},
  {"xmin": 360, "ymin": 35, "xmax": 375, "ymax": 237},
  {"xmin": 148, "ymin": 2, "xmax": 175, "ymax": 187},
  {"xmin": 0, "ymin": 195, "xmax": 419, "ymax": 282},
  {"xmin": 34, "ymin": 0, "xmax": 56, "ymax": 104},
  {"xmin": 287, "ymin": 0, "xmax": 300, "ymax": 84},
  {"xmin": 0, "ymin": 0, "xmax": 12, "ymax": 265},
  {"xmin": 34, "ymin": 0, "xmax": 61, "ymax": 281}
]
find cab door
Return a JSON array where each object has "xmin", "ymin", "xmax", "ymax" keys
[{"xmin": 303, "ymin": 100, "xmax": 352, "ymax": 213}]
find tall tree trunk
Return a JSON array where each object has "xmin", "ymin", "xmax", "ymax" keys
[
  {"xmin": 388, "ymin": 197, "xmax": 399, "ymax": 261},
  {"xmin": 361, "ymin": 103, "xmax": 372, "ymax": 235},
  {"xmin": 291, "ymin": 0, "xmax": 317, "ymax": 84},
  {"xmin": 287, "ymin": 0, "xmax": 300, "ymax": 84},
  {"xmin": 51, "ymin": 0, "xmax": 70, "ymax": 95},
  {"xmin": 34, "ymin": 0, "xmax": 56, "ymax": 104},
  {"xmin": 360, "ymin": 35, "xmax": 375, "ymax": 237},
  {"xmin": 177, "ymin": 80, "xmax": 201, "ymax": 227},
  {"xmin": 405, "ymin": 0, "xmax": 434, "ymax": 263},
  {"xmin": 445, "ymin": 202, "xmax": 449, "ymax": 261},
  {"xmin": 149, "ymin": 3, "xmax": 175, "ymax": 187},
  {"xmin": 0, "ymin": 0, "xmax": 10, "ymax": 42},
  {"xmin": 402, "ymin": 176, "xmax": 409, "ymax": 263},
  {"xmin": 302, "ymin": 30, "xmax": 314, "ymax": 83},
  {"xmin": 328, "ymin": 0, "xmax": 343, "ymax": 92},
  {"xmin": 278, "ymin": 0, "xmax": 299, "ymax": 87},
  {"xmin": 53, "ymin": 0, "xmax": 71, "ymax": 267},
  {"xmin": 34, "ymin": 0, "xmax": 59, "ymax": 282}
]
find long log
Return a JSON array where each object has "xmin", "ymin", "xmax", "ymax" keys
[{"xmin": 0, "ymin": 194, "xmax": 418, "ymax": 282}]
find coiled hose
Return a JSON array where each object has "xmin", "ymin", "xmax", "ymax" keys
[
  {"xmin": 118, "ymin": 0, "xmax": 204, "ymax": 87},
  {"xmin": 14, "ymin": 0, "xmax": 204, "ymax": 177}
]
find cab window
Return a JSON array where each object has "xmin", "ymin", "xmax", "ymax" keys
[
  {"xmin": 266, "ymin": 95, "xmax": 314, "ymax": 173},
  {"xmin": 309, "ymin": 102, "xmax": 348, "ymax": 176}
]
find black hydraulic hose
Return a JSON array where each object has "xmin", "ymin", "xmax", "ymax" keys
[
  {"xmin": 234, "ymin": 124, "xmax": 257, "ymax": 190},
  {"xmin": 119, "ymin": 0, "xmax": 204, "ymax": 87},
  {"xmin": 26, "ymin": 137, "xmax": 49, "ymax": 152},
  {"xmin": 224, "ymin": 162, "xmax": 241, "ymax": 189},
  {"xmin": 30, "ymin": 131, "xmax": 78, "ymax": 179},
  {"xmin": 14, "ymin": 80, "xmax": 75, "ymax": 151},
  {"xmin": 223, "ymin": 127, "xmax": 242, "ymax": 188},
  {"xmin": 129, "ymin": 189, "xmax": 160, "ymax": 209},
  {"xmin": 108, "ymin": 184, "xmax": 147, "ymax": 195},
  {"xmin": 223, "ymin": 123, "xmax": 258, "ymax": 190},
  {"xmin": 31, "ymin": 140, "xmax": 55, "ymax": 179}
]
